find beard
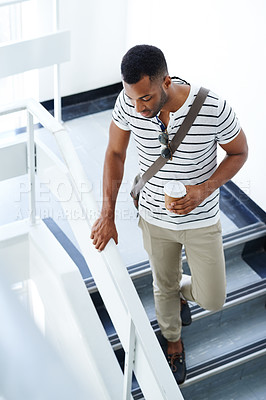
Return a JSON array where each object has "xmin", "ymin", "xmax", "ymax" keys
[{"xmin": 149, "ymin": 87, "xmax": 168, "ymax": 118}]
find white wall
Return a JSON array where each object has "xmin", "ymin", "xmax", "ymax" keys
[
  {"xmin": 19, "ymin": 0, "xmax": 265, "ymax": 211},
  {"xmin": 126, "ymin": 0, "xmax": 266, "ymax": 211},
  {"xmin": 35, "ymin": 0, "xmax": 128, "ymax": 100}
]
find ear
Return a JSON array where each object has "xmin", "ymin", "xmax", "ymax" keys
[{"xmin": 163, "ymin": 75, "xmax": 172, "ymax": 89}]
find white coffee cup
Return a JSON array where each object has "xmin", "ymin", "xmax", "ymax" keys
[{"xmin": 164, "ymin": 181, "xmax": 186, "ymax": 213}]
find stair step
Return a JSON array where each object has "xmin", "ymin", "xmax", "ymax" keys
[
  {"xmin": 181, "ymin": 295, "xmax": 266, "ymax": 372},
  {"xmin": 92, "ymin": 280, "xmax": 266, "ymax": 351},
  {"xmin": 180, "ymin": 353, "xmax": 266, "ymax": 400},
  {"xmin": 183, "ymin": 338, "xmax": 266, "ymax": 384}
]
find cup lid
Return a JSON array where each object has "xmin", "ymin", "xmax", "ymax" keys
[{"xmin": 164, "ymin": 181, "xmax": 186, "ymax": 197}]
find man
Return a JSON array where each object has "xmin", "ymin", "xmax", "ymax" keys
[{"xmin": 90, "ymin": 45, "xmax": 248, "ymax": 384}]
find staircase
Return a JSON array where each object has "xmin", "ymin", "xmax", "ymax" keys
[
  {"xmin": 82, "ymin": 181, "xmax": 266, "ymax": 399},
  {"xmin": 1, "ymin": 99, "xmax": 265, "ymax": 398}
]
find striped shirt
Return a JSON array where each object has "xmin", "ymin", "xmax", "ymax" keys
[{"xmin": 112, "ymin": 81, "xmax": 241, "ymax": 230}]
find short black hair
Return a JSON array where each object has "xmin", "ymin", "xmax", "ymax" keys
[{"xmin": 121, "ymin": 44, "xmax": 168, "ymax": 84}]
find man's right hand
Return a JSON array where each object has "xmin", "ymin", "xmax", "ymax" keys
[
  {"xmin": 90, "ymin": 216, "xmax": 118, "ymax": 252},
  {"xmin": 90, "ymin": 121, "xmax": 130, "ymax": 252}
]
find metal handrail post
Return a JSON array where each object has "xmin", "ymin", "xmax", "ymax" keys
[
  {"xmin": 53, "ymin": 0, "xmax": 62, "ymax": 122},
  {"xmin": 27, "ymin": 110, "xmax": 36, "ymax": 225},
  {"xmin": 123, "ymin": 316, "xmax": 136, "ymax": 400}
]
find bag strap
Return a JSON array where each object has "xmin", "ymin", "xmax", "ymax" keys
[{"xmin": 130, "ymin": 86, "xmax": 209, "ymax": 199}]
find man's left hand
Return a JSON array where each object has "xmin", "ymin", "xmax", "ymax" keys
[{"xmin": 167, "ymin": 184, "xmax": 208, "ymax": 215}]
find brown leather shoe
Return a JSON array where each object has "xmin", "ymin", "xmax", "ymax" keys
[{"xmin": 167, "ymin": 341, "xmax": 187, "ymax": 384}]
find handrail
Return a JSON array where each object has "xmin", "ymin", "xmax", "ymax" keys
[
  {"xmin": 0, "ymin": 99, "xmax": 184, "ymax": 399},
  {"xmin": 0, "ymin": 0, "xmax": 29, "ymax": 6},
  {"xmin": 0, "ymin": 0, "xmax": 68, "ymax": 121}
]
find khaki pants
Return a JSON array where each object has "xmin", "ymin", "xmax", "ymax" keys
[{"xmin": 138, "ymin": 217, "xmax": 226, "ymax": 342}]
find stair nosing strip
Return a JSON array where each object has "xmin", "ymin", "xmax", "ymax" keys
[
  {"xmin": 181, "ymin": 346, "xmax": 266, "ymax": 388},
  {"xmin": 186, "ymin": 339, "xmax": 266, "ymax": 376}
]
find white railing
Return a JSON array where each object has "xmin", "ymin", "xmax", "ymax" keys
[
  {"xmin": 0, "ymin": 98, "xmax": 184, "ymax": 399},
  {"xmin": 0, "ymin": 0, "xmax": 69, "ymax": 122},
  {"xmin": 0, "ymin": 0, "xmax": 29, "ymax": 6}
]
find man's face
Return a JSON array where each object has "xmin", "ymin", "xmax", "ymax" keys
[{"xmin": 123, "ymin": 75, "xmax": 168, "ymax": 119}]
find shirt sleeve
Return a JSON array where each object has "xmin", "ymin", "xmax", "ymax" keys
[
  {"xmin": 112, "ymin": 90, "xmax": 131, "ymax": 131},
  {"xmin": 215, "ymin": 98, "xmax": 241, "ymax": 144}
]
